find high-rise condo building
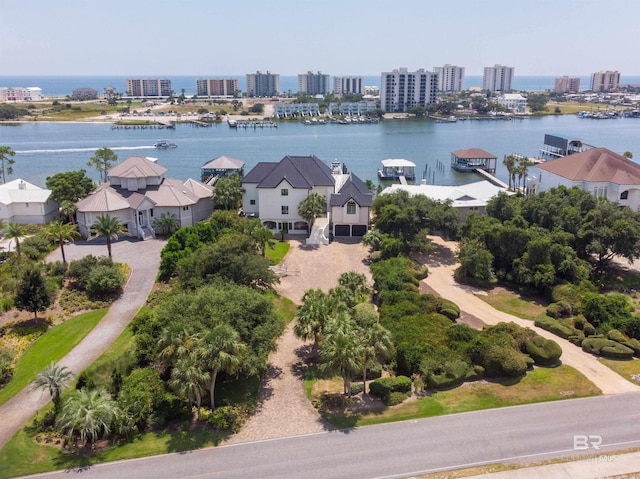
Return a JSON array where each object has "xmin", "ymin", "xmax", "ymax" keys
[
  {"xmin": 380, "ymin": 67, "xmax": 438, "ymax": 113},
  {"xmin": 126, "ymin": 78, "xmax": 172, "ymax": 97},
  {"xmin": 246, "ymin": 71, "xmax": 280, "ymax": 97},
  {"xmin": 433, "ymin": 64, "xmax": 465, "ymax": 92},
  {"xmin": 482, "ymin": 64, "xmax": 514, "ymax": 92},
  {"xmin": 590, "ymin": 71, "xmax": 620, "ymax": 92},
  {"xmin": 554, "ymin": 76, "xmax": 581, "ymax": 94},
  {"xmin": 196, "ymin": 78, "xmax": 238, "ymax": 97},
  {"xmin": 334, "ymin": 76, "xmax": 363, "ymax": 95},
  {"xmin": 298, "ymin": 71, "xmax": 331, "ymax": 95}
]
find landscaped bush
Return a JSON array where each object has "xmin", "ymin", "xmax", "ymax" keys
[
  {"xmin": 524, "ymin": 335, "xmax": 562, "ymax": 366},
  {"xmin": 198, "ymin": 404, "xmax": 251, "ymax": 433},
  {"xmin": 622, "ymin": 338, "xmax": 640, "ymax": 356},
  {"xmin": 581, "ymin": 337, "xmax": 634, "ymax": 359},
  {"xmin": 534, "ymin": 316, "xmax": 577, "ymax": 339},
  {"xmin": 546, "ymin": 301, "xmax": 573, "ymax": 318},
  {"xmin": 349, "ymin": 383, "xmax": 364, "ymax": 396},
  {"xmin": 68, "ymin": 255, "xmax": 115, "ymax": 289},
  {"xmin": 385, "ymin": 391, "xmax": 409, "ymax": 406},
  {"xmin": 607, "ymin": 329, "xmax": 627, "ymax": 343},
  {"xmin": 369, "ymin": 375, "xmax": 412, "ymax": 400},
  {"xmin": 85, "ymin": 264, "xmax": 126, "ymax": 299}
]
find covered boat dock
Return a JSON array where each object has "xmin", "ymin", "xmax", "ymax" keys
[{"xmin": 378, "ymin": 159, "xmax": 416, "ymax": 180}]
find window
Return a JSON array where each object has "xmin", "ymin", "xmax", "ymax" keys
[
  {"xmin": 25, "ymin": 202, "xmax": 29, "ymax": 207},
  {"xmin": 620, "ymin": 190, "xmax": 629, "ymax": 200},
  {"xmin": 281, "ymin": 205, "xmax": 289, "ymax": 215},
  {"xmin": 346, "ymin": 201, "xmax": 356, "ymax": 215},
  {"xmin": 150, "ymin": 208, "xmax": 154, "ymax": 217},
  {"xmin": 594, "ymin": 186, "xmax": 608, "ymax": 198},
  {"xmin": 281, "ymin": 188, "xmax": 288, "ymax": 196},
  {"xmin": 250, "ymin": 199, "xmax": 256, "ymax": 205},
  {"xmin": 182, "ymin": 206, "xmax": 189, "ymax": 211}
]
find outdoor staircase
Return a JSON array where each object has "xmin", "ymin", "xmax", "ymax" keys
[
  {"xmin": 140, "ymin": 226, "xmax": 155, "ymax": 240},
  {"xmin": 306, "ymin": 216, "xmax": 330, "ymax": 245}
]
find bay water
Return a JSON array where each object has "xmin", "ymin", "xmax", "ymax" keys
[{"xmin": 1, "ymin": 115, "xmax": 638, "ymax": 188}]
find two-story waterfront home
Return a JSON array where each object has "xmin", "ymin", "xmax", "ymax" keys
[
  {"xmin": 242, "ymin": 155, "xmax": 372, "ymax": 244},
  {"xmin": 76, "ymin": 156, "xmax": 213, "ymax": 240}
]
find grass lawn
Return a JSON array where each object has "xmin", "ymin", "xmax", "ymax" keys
[
  {"xmin": 309, "ymin": 365, "xmax": 600, "ymax": 429},
  {"xmin": 273, "ymin": 295, "xmax": 297, "ymax": 325},
  {"xmin": 599, "ymin": 358, "xmax": 640, "ymax": 385},
  {"xmin": 478, "ymin": 287, "xmax": 549, "ymax": 320},
  {"xmin": 0, "ymin": 309, "xmax": 108, "ymax": 407},
  {"xmin": 547, "ymin": 101, "xmax": 631, "ymax": 115},
  {"xmin": 0, "ymin": 426, "xmax": 227, "ymax": 479},
  {"xmin": 266, "ymin": 240, "xmax": 290, "ymax": 265}
]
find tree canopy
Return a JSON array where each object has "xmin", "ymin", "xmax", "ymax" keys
[
  {"xmin": 45, "ymin": 170, "xmax": 94, "ymax": 204},
  {"xmin": 87, "ymin": 147, "xmax": 117, "ymax": 183}
]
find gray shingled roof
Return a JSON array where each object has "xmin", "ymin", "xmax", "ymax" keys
[
  {"xmin": 330, "ymin": 173, "xmax": 373, "ymax": 207},
  {"xmin": 242, "ymin": 162, "xmax": 278, "ymax": 183},
  {"xmin": 249, "ymin": 155, "xmax": 335, "ymax": 189}
]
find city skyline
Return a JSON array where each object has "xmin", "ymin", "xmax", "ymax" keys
[{"xmin": 1, "ymin": 0, "xmax": 639, "ymax": 77}]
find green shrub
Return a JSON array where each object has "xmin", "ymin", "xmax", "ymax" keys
[
  {"xmin": 534, "ymin": 316, "xmax": 576, "ymax": 339},
  {"xmin": 581, "ymin": 338, "xmax": 634, "ymax": 359},
  {"xmin": 68, "ymin": 255, "xmax": 114, "ymax": 290},
  {"xmin": 369, "ymin": 375, "xmax": 412, "ymax": 399},
  {"xmin": 573, "ymin": 317, "xmax": 585, "ymax": 330},
  {"xmin": 199, "ymin": 405, "xmax": 251, "ymax": 433},
  {"xmin": 385, "ymin": 391, "xmax": 409, "ymax": 406},
  {"xmin": 622, "ymin": 338, "xmax": 640, "ymax": 356},
  {"xmin": 524, "ymin": 335, "xmax": 562, "ymax": 366},
  {"xmin": 583, "ymin": 323, "xmax": 596, "ymax": 337},
  {"xmin": 349, "ymin": 383, "xmax": 364, "ymax": 396},
  {"xmin": 85, "ymin": 264, "xmax": 126, "ymax": 299},
  {"xmin": 546, "ymin": 302, "xmax": 573, "ymax": 319},
  {"xmin": 568, "ymin": 332, "xmax": 585, "ymax": 346},
  {"xmin": 478, "ymin": 345, "xmax": 529, "ymax": 377},
  {"xmin": 607, "ymin": 329, "xmax": 627, "ymax": 343}
]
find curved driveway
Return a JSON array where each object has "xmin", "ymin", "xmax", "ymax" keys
[
  {"xmin": 423, "ymin": 236, "xmax": 639, "ymax": 395},
  {"xmin": 0, "ymin": 237, "xmax": 165, "ymax": 449}
]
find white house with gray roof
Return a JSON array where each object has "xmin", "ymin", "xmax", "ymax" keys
[
  {"xmin": 76, "ymin": 156, "xmax": 213, "ymax": 239},
  {"xmin": 242, "ymin": 155, "xmax": 372, "ymax": 242}
]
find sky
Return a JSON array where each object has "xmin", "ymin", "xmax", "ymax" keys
[{"xmin": 1, "ymin": 0, "xmax": 639, "ymax": 77}]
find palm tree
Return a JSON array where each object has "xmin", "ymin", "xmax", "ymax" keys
[
  {"xmin": 199, "ymin": 324, "xmax": 247, "ymax": 410},
  {"xmin": 338, "ymin": 271, "xmax": 371, "ymax": 303},
  {"xmin": 360, "ymin": 324, "xmax": 394, "ymax": 394},
  {"xmin": 4, "ymin": 222, "xmax": 26, "ymax": 258},
  {"xmin": 152, "ymin": 212, "xmax": 180, "ymax": 236},
  {"xmin": 294, "ymin": 289, "xmax": 348, "ymax": 350},
  {"xmin": 0, "ymin": 146, "xmax": 16, "ymax": 184},
  {"xmin": 516, "ymin": 156, "xmax": 533, "ymax": 193},
  {"xmin": 246, "ymin": 219, "xmax": 275, "ymax": 257},
  {"xmin": 169, "ymin": 354, "xmax": 209, "ymax": 418},
  {"xmin": 90, "ymin": 214, "xmax": 126, "ymax": 259},
  {"xmin": 59, "ymin": 200, "xmax": 78, "ymax": 225},
  {"xmin": 319, "ymin": 325, "xmax": 363, "ymax": 397},
  {"xmin": 42, "ymin": 220, "xmax": 80, "ymax": 265},
  {"xmin": 502, "ymin": 155, "xmax": 517, "ymax": 190},
  {"xmin": 298, "ymin": 193, "xmax": 326, "ymax": 234},
  {"xmin": 32, "ymin": 362, "xmax": 74, "ymax": 413},
  {"xmin": 56, "ymin": 388, "xmax": 120, "ymax": 446}
]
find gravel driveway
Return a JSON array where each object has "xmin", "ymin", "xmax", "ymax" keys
[{"xmin": 226, "ymin": 237, "xmax": 372, "ymax": 443}]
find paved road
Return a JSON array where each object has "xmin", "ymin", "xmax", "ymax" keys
[
  {"xmin": 21, "ymin": 392, "xmax": 640, "ymax": 479},
  {"xmin": 0, "ymin": 237, "xmax": 165, "ymax": 449}
]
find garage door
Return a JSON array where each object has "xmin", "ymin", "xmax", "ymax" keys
[
  {"xmin": 352, "ymin": 225, "xmax": 368, "ymax": 236},
  {"xmin": 334, "ymin": 225, "xmax": 351, "ymax": 236}
]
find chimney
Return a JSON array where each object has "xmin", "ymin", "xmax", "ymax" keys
[{"xmin": 18, "ymin": 180, "xmax": 26, "ymax": 190}]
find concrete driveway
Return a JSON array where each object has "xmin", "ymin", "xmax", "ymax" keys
[{"xmin": 0, "ymin": 236, "xmax": 166, "ymax": 449}]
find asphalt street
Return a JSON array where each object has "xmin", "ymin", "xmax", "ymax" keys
[{"xmin": 23, "ymin": 392, "xmax": 640, "ymax": 479}]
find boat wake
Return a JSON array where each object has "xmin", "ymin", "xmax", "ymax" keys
[{"xmin": 15, "ymin": 146, "xmax": 155, "ymax": 154}]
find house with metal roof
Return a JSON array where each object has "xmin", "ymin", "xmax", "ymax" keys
[
  {"xmin": 76, "ymin": 156, "xmax": 213, "ymax": 240},
  {"xmin": 200, "ymin": 156, "xmax": 245, "ymax": 184},
  {"xmin": 450, "ymin": 148, "xmax": 497, "ymax": 173},
  {"xmin": 0, "ymin": 179, "xmax": 59, "ymax": 224},
  {"xmin": 381, "ymin": 180, "xmax": 510, "ymax": 217},
  {"xmin": 242, "ymin": 155, "xmax": 372, "ymax": 243},
  {"xmin": 531, "ymin": 147, "xmax": 640, "ymax": 210}
]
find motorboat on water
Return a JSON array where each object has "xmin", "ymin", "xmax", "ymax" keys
[{"xmin": 154, "ymin": 140, "xmax": 177, "ymax": 148}]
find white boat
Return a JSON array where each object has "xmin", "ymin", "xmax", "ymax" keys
[{"xmin": 154, "ymin": 140, "xmax": 177, "ymax": 148}]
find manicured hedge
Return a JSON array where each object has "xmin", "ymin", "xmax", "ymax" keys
[
  {"xmin": 369, "ymin": 375, "xmax": 412, "ymax": 400},
  {"xmin": 524, "ymin": 335, "xmax": 562, "ymax": 367},
  {"xmin": 534, "ymin": 316, "xmax": 577, "ymax": 339},
  {"xmin": 581, "ymin": 338, "xmax": 634, "ymax": 360}
]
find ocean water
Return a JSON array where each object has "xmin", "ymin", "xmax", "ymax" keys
[
  {"xmin": 1, "ymin": 115, "xmax": 638, "ymax": 189},
  {"xmin": 3, "ymin": 75, "xmax": 639, "ymax": 97}
]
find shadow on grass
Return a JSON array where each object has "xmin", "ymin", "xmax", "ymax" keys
[{"xmin": 163, "ymin": 429, "xmax": 227, "ymax": 454}]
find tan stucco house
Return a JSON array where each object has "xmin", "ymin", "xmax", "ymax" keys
[{"xmin": 76, "ymin": 156, "xmax": 213, "ymax": 239}]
